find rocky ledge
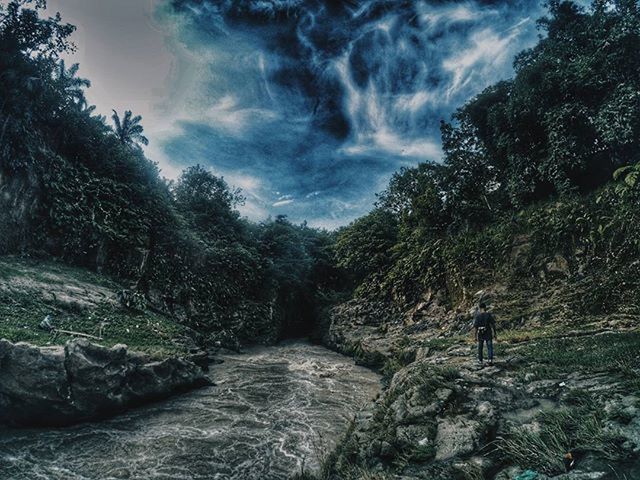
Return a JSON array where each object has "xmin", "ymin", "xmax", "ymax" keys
[
  {"xmin": 315, "ymin": 299, "xmax": 640, "ymax": 479},
  {"xmin": 0, "ymin": 339, "xmax": 211, "ymax": 427}
]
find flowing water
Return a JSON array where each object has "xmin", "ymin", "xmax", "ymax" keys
[{"xmin": 0, "ymin": 341, "xmax": 380, "ymax": 480}]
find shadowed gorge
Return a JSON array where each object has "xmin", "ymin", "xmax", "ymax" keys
[{"xmin": 1, "ymin": 0, "xmax": 640, "ymax": 479}]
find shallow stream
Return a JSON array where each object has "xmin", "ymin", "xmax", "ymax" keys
[{"xmin": 0, "ymin": 341, "xmax": 380, "ymax": 480}]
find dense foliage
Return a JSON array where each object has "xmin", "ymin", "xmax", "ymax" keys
[
  {"xmin": 0, "ymin": 0, "xmax": 339, "ymax": 344},
  {"xmin": 336, "ymin": 0, "xmax": 640, "ymax": 312},
  {"xmin": 3, "ymin": 0, "xmax": 640, "ymax": 345}
]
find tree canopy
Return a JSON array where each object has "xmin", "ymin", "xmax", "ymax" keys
[{"xmin": 0, "ymin": 0, "xmax": 337, "ymax": 343}]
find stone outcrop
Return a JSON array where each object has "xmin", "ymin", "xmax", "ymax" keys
[
  {"xmin": 0, "ymin": 338, "xmax": 211, "ymax": 427},
  {"xmin": 318, "ymin": 296, "xmax": 640, "ymax": 479}
]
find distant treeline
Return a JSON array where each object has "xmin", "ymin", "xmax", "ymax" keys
[
  {"xmin": 0, "ymin": 0, "xmax": 344, "ymax": 344},
  {"xmin": 334, "ymin": 0, "xmax": 640, "ymax": 311},
  {"xmin": 2, "ymin": 0, "xmax": 640, "ymax": 344}
]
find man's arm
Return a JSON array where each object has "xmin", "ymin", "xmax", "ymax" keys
[{"xmin": 491, "ymin": 315, "xmax": 497, "ymax": 339}]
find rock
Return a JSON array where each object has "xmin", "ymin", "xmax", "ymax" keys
[
  {"xmin": 554, "ymin": 472, "xmax": 607, "ymax": 479},
  {"xmin": 453, "ymin": 456, "xmax": 493, "ymax": 479},
  {"xmin": 494, "ymin": 468, "xmax": 607, "ymax": 480},
  {"xmin": 379, "ymin": 440, "xmax": 395, "ymax": 459},
  {"xmin": 0, "ymin": 338, "xmax": 210, "ymax": 427},
  {"xmin": 415, "ymin": 346, "xmax": 430, "ymax": 361},
  {"xmin": 494, "ymin": 466, "xmax": 524, "ymax": 480},
  {"xmin": 395, "ymin": 424, "xmax": 434, "ymax": 448},
  {"xmin": 187, "ymin": 350, "xmax": 210, "ymax": 371},
  {"xmin": 435, "ymin": 388, "xmax": 454, "ymax": 402},
  {"xmin": 401, "ymin": 404, "xmax": 440, "ymax": 424},
  {"xmin": 392, "ymin": 397, "xmax": 409, "ymax": 423},
  {"xmin": 434, "ymin": 415, "xmax": 482, "ymax": 460},
  {"xmin": 0, "ymin": 341, "xmax": 71, "ymax": 423},
  {"xmin": 545, "ymin": 254, "xmax": 570, "ymax": 278}
]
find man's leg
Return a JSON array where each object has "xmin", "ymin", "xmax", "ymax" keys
[
  {"xmin": 477, "ymin": 338, "xmax": 484, "ymax": 363},
  {"xmin": 487, "ymin": 338, "xmax": 494, "ymax": 362}
]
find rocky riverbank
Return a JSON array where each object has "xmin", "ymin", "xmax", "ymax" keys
[
  {"xmin": 305, "ymin": 298, "xmax": 640, "ymax": 480},
  {"xmin": 0, "ymin": 338, "xmax": 210, "ymax": 427}
]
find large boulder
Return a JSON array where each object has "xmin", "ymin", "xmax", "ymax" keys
[{"xmin": 0, "ymin": 338, "xmax": 210, "ymax": 427}]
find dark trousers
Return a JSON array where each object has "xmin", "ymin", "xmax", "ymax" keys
[{"xmin": 478, "ymin": 337, "xmax": 493, "ymax": 362}]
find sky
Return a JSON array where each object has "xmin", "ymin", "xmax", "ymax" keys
[{"xmin": 44, "ymin": 0, "xmax": 550, "ymax": 228}]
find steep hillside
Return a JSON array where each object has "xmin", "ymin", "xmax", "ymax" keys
[
  {"xmin": 323, "ymin": 185, "xmax": 639, "ymax": 364},
  {"xmin": 305, "ymin": 193, "xmax": 640, "ymax": 478},
  {"xmin": 0, "ymin": 256, "xmax": 195, "ymax": 357}
]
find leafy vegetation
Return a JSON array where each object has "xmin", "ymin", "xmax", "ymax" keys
[
  {"xmin": 0, "ymin": 0, "xmax": 342, "ymax": 346},
  {"xmin": 335, "ymin": 0, "xmax": 640, "ymax": 320},
  {"xmin": 0, "ymin": 256, "xmax": 190, "ymax": 356},
  {"xmin": 498, "ymin": 392, "xmax": 625, "ymax": 475}
]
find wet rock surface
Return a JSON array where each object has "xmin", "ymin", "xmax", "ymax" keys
[{"xmin": 0, "ymin": 338, "xmax": 210, "ymax": 427}]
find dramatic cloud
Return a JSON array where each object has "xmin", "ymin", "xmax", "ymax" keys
[
  {"xmin": 153, "ymin": 0, "xmax": 546, "ymax": 227},
  {"xmin": 46, "ymin": 0, "xmax": 552, "ymax": 227}
]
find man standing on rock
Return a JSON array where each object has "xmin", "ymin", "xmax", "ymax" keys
[{"xmin": 473, "ymin": 302, "xmax": 497, "ymax": 366}]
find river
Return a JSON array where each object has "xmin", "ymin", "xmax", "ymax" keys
[{"xmin": 0, "ymin": 341, "xmax": 380, "ymax": 480}]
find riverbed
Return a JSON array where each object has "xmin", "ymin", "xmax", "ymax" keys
[{"xmin": 0, "ymin": 341, "xmax": 380, "ymax": 480}]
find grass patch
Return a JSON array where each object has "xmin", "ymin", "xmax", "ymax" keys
[
  {"xmin": 497, "ymin": 392, "xmax": 624, "ymax": 475},
  {"xmin": 498, "ymin": 326, "xmax": 563, "ymax": 344},
  {"xmin": 0, "ymin": 258, "xmax": 190, "ymax": 357},
  {"xmin": 421, "ymin": 336, "xmax": 462, "ymax": 352},
  {"xmin": 513, "ymin": 332, "xmax": 640, "ymax": 390}
]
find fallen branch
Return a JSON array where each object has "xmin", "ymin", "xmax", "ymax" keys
[{"xmin": 53, "ymin": 329, "xmax": 102, "ymax": 341}]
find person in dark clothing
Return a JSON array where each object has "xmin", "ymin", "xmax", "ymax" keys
[{"xmin": 473, "ymin": 302, "xmax": 497, "ymax": 365}]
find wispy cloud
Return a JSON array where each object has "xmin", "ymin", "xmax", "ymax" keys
[{"xmin": 150, "ymin": 0, "xmax": 546, "ymax": 227}]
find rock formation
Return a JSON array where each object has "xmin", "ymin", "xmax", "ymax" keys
[{"xmin": 0, "ymin": 338, "xmax": 211, "ymax": 427}]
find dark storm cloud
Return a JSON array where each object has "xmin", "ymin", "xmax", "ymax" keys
[{"xmin": 156, "ymin": 0, "xmax": 548, "ymax": 227}]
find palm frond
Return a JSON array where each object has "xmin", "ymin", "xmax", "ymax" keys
[{"xmin": 111, "ymin": 110, "xmax": 122, "ymax": 134}]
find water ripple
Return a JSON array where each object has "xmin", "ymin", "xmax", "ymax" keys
[{"xmin": 0, "ymin": 341, "xmax": 380, "ymax": 480}]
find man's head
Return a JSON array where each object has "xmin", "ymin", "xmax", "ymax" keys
[{"xmin": 479, "ymin": 302, "xmax": 487, "ymax": 311}]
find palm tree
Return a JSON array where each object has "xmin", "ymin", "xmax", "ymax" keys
[
  {"xmin": 53, "ymin": 60, "xmax": 91, "ymax": 106},
  {"xmin": 111, "ymin": 110, "xmax": 149, "ymax": 147}
]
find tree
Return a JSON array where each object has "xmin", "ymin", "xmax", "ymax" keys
[
  {"xmin": 53, "ymin": 59, "xmax": 90, "ymax": 106},
  {"xmin": 111, "ymin": 110, "xmax": 149, "ymax": 147},
  {"xmin": 173, "ymin": 164, "xmax": 244, "ymax": 240},
  {"xmin": 376, "ymin": 162, "xmax": 449, "ymax": 236},
  {"xmin": 334, "ymin": 209, "xmax": 398, "ymax": 281}
]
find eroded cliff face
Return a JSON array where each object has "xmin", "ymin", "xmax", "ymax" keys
[{"xmin": 0, "ymin": 338, "xmax": 210, "ymax": 427}]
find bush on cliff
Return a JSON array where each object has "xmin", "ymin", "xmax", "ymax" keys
[
  {"xmin": 0, "ymin": 0, "xmax": 340, "ymax": 344},
  {"xmin": 335, "ymin": 0, "xmax": 640, "ymax": 319}
]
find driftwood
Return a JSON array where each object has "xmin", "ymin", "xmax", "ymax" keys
[{"xmin": 52, "ymin": 329, "xmax": 102, "ymax": 341}]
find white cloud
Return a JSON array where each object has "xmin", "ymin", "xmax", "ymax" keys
[
  {"xmin": 419, "ymin": 4, "xmax": 477, "ymax": 26},
  {"xmin": 204, "ymin": 95, "xmax": 278, "ymax": 135},
  {"xmin": 443, "ymin": 21, "xmax": 529, "ymax": 98},
  {"xmin": 273, "ymin": 199, "xmax": 295, "ymax": 207}
]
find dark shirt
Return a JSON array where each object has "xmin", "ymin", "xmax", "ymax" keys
[{"xmin": 473, "ymin": 311, "xmax": 495, "ymax": 339}]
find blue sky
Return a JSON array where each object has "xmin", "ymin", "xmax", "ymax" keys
[{"xmin": 46, "ymin": 0, "xmax": 550, "ymax": 228}]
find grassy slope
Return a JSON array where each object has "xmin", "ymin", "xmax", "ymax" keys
[{"xmin": 0, "ymin": 256, "xmax": 191, "ymax": 357}]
